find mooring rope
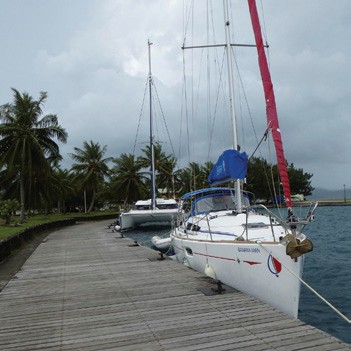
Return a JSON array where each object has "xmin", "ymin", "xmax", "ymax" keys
[{"xmin": 257, "ymin": 242, "xmax": 351, "ymax": 324}]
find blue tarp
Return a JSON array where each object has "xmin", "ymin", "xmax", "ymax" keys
[{"xmin": 208, "ymin": 149, "xmax": 248, "ymax": 186}]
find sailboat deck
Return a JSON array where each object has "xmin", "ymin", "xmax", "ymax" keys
[{"xmin": 0, "ymin": 220, "xmax": 349, "ymax": 351}]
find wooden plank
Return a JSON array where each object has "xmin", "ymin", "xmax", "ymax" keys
[{"xmin": 0, "ymin": 220, "xmax": 349, "ymax": 351}]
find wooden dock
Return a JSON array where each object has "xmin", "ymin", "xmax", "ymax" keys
[{"xmin": 0, "ymin": 220, "xmax": 349, "ymax": 351}]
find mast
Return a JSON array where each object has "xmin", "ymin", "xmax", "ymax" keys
[
  {"xmin": 148, "ymin": 40, "xmax": 157, "ymax": 210},
  {"xmin": 223, "ymin": 0, "xmax": 242, "ymax": 212}
]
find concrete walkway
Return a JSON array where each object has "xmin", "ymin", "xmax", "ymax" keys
[{"xmin": 0, "ymin": 220, "xmax": 350, "ymax": 350}]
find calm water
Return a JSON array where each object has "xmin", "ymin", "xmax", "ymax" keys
[
  {"xmin": 123, "ymin": 206, "xmax": 351, "ymax": 344},
  {"xmin": 299, "ymin": 206, "xmax": 351, "ymax": 344}
]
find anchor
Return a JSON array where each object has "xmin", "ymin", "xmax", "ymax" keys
[{"xmin": 286, "ymin": 238, "xmax": 313, "ymax": 259}]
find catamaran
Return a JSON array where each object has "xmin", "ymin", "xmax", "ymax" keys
[
  {"xmin": 170, "ymin": 0, "xmax": 317, "ymax": 318},
  {"xmin": 119, "ymin": 41, "xmax": 178, "ymax": 231}
]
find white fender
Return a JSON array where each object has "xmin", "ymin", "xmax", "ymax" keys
[{"xmin": 204, "ymin": 263, "xmax": 217, "ymax": 280}]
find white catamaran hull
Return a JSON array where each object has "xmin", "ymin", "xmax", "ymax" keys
[
  {"xmin": 120, "ymin": 209, "xmax": 177, "ymax": 231},
  {"xmin": 119, "ymin": 197, "xmax": 178, "ymax": 231},
  {"xmin": 171, "ymin": 233, "xmax": 304, "ymax": 318}
]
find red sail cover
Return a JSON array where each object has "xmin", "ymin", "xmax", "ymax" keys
[{"xmin": 247, "ymin": 0, "xmax": 292, "ymax": 208}]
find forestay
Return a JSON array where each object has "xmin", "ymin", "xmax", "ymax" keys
[{"xmin": 248, "ymin": 0, "xmax": 292, "ymax": 208}]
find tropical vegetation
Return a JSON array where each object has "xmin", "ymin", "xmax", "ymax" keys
[
  {"xmin": 69, "ymin": 141, "xmax": 113, "ymax": 212},
  {"xmin": 0, "ymin": 89, "xmax": 314, "ymax": 227},
  {"xmin": 0, "ymin": 89, "xmax": 67, "ymax": 222}
]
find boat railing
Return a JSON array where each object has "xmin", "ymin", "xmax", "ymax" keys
[
  {"xmin": 177, "ymin": 194, "xmax": 317, "ymax": 242},
  {"xmin": 303, "ymin": 201, "xmax": 318, "ymax": 225},
  {"xmin": 235, "ymin": 206, "xmax": 274, "ymax": 241},
  {"xmin": 248, "ymin": 202, "xmax": 318, "ymax": 240},
  {"xmin": 178, "ymin": 212, "xmax": 210, "ymax": 238}
]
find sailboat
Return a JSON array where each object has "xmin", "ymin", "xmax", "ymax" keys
[
  {"xmin": 119, "ymin": 41, "xmax": 178, "ymax": 231},
  {"xmin": 170, "ymin": 0, "xmax": 317, "ymax": 318}
]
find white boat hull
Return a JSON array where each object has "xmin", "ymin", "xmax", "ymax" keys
[
  {"xmin": 171, "ymin": 232, "xmax": 304, "ymax": 318},
  {"xmin": 120, "ymin": 209, "xmax": 177, "ymax": 231}
]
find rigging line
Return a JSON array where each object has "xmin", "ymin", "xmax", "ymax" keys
[
  {"xmin": 179, "ymin": 34, "xmax": 191, "ymax": 169},
  {"xmin": 267, "ymin": 136, "xmax": 284, "ymax": 216},
  {"xmin": 194, "ymin": 49, "xmax": 205, "ymax": 128},
  {"xmin": 179, "ymin": 1, "xmax": 188, "ymax": 168},
  {"xmin": 258, "ymin": 0, "xmax": 269, "ymax": 53},
  {"xmin": 190, "ymin": 47, "xmax": 206, "ymax": 190},
  {"xmin": 183, "ymin": 51, "xmax": 191, "ymax": 166},
  {"xmin": 133, "ymin": 77, "xmax": 149, "ymax": 156},
  {"xmin": 229, "ymin": 0, "xmax": 238, "ymax": 47},
  {"xmin": 230, "ymin": 46, "xmax": 261, "ymax": 152},
  {"xmin": 206, "ymin": 0, "xmax": 215, "ymax": 160},
  {"xmin": 247, "ymin": 126, "xmax": 270, "ymax": 162},
  {"xmin": 207, "ymin": 2, "xmax": 229, "ymax": 160},
  {"xmin": 229, "ymin": 47, "xmax": 276, "ymax": 185},
  {"xmin": 257, "ymin": 0, "xmax": 271, "ymax": 70},
  {"xmin": 152, "ymin": 83, "xmax": 176, "ymax": 158},
  {"xmin": 207, "ymin": 51, "xmax": 226, "ymax": 159},
  {"xmin": 178, "ymin": 69, "xmax": 187, "ymax": 167},
  {"xmin": 206, "ymin": 0, "xmax": 211, "ymax": 152},
  {"xmin": 182, "ymin": 0, "xmax": 194, "ymax": 49},
  {"xmin": 209, "ymin": 0, "xmax": 219, "ymax": 52},
  {"xmin": 206, "ymin": 0, "xmax": 219, "ymax": 155},
  {"xmin": 191, "ymin": 0, "xmax": 195, "ymax": 188},
  {"xmin": 222, "ymin": 16, "xmax": 262, "ymax": 165},
  {"xmin": 266, "ymin": 135, "xmax": 280, "ymax": 207},
  {"xmin": 265, "ymin": 132, "xmax": 280, "ymax": 211},
  {"xmin": 258, "ymin": 243, "xmax": 351, "ymax": 325},
  {"xmin": 235, "ymin": 63, "xmax": 245, "ymax": 152}
]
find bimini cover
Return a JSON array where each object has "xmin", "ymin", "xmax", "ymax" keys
[{"xmin": 208, "ymin": 149, "xmax": 248, "ymax": 186}]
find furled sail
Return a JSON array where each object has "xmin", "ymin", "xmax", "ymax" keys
[
  {"xmin": 248, "ymin": 0, "xmax": 292, "ymax": 208},
  {"xmin": 208, "ymin": 149, "xmax": 248, "ymax": 186}
]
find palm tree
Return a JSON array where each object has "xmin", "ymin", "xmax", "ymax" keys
[
  {"xmin": 157, "ymin": 155, "xmax": 177, "ymax": 198},
  {"xmin": 111, "ymin": 153, "xmax": 147, "ymax": 206},
  {"xmin": 0, "ymin": 88, "xmax": 68, "ymax": 221},
  {"xmin": 175, "ymin": 161, "xmax": 213, "ymax": 196},
  {"xmin": 52, "ymin": 167, "xmax": 77, "ymax": 213},
  {"xmin": 69, "ymin": 141, "xmax": 112, "ymax": 213},
  {"xmin": 138, "ymin": 142, "xmax": 167, "ymax": 168},
  {"xmin": 201, "ymin": 161, "xmax": 214, "ymax": 188},
  {"xmin": 138, "ymin": 142, "xmax": 177, "ymax": 197}
]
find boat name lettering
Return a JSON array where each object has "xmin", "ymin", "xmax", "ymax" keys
[{"xmin": 238, "ymin": 247, "xmax": 260, "ymax": 253}]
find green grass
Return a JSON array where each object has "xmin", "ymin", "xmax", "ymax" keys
[{"xmin": 0, "ymin": 211, "xmax": 118, "ymax": 241}]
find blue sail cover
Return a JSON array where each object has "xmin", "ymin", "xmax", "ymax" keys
[{"xmin": 208, "ymin": 149, "xmax": 248, "ymax": 186}]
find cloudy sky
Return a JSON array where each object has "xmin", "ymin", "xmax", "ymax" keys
[{"xmin": 1, "ymin": 0, "xmax": 350, "ymax": 190}]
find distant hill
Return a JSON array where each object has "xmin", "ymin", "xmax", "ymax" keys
[{"xmin": 307, "ymin": 187, "xmax": 350, "ymax": 200}]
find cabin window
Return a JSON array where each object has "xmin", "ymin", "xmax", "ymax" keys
[
  {"xmin": 185, "ymin": 247, "xmax": 193, "ymax": 256},
  {"xmin": 194, "ymin": 195, "xmax": 236, "ymax": 213},
  {"xmin": 186, "ymin": 222, "xmax": 200, "ymax": 232},
  {"xmin": 134, "ymin": 205, "xmax": 150, "ymax": 210}
]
